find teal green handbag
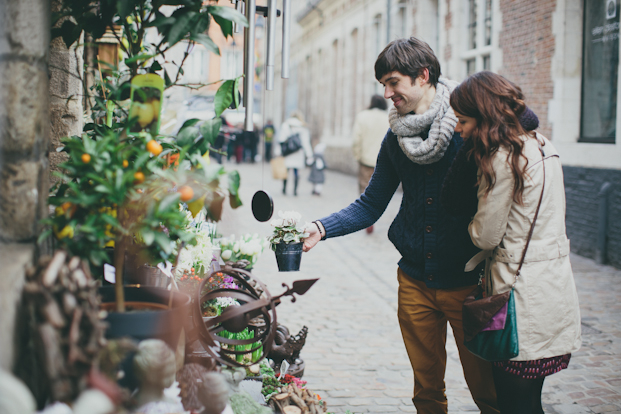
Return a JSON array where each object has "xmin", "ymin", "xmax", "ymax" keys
[{"xmin": 463, "ymin": 288, "xmax": 518, "ymax": 361}]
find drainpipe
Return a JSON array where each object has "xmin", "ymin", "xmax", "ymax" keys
[
  {"xmin": 386, "ymin": 0, "xmax": 391, "ymax": 43},
  {"xmin": 595, "ymin": 182, "xmax": 613, "ymax": 265}
]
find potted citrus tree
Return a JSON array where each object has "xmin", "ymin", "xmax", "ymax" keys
[{"xmin": 42, "ymin": 0, "xmax": 247, "ymax": 346}]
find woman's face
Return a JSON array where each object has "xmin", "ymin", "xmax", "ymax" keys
[{"xmin": 453, "ymin": 111, "xmax": 478, "ymax": 139}]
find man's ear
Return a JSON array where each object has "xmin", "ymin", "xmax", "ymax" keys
[{"xmin": 419, "ymin": 68, "xmax": 430, "ymax": 86}]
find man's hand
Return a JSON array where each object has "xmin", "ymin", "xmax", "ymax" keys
[{"xmin": 303, "ymin": 224, "xmax": 322, "ymax": 252}]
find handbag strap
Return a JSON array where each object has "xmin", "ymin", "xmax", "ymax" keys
[{"xmin": 512, "ymin": 143, "xmax": 546, "ymax": 288}]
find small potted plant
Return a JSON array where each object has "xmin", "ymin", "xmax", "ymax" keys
[{"xmin": 267, "ymin": 211, "xmax": 310, "ymax": 272}]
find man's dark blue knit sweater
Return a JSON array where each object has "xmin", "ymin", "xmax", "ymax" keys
[{"xmin": 319, "ymin": 129, "xmax": 482, "ymax": 289}]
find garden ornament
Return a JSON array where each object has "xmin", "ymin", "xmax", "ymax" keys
[
  {"xmin": 132, "ymin": 339, "xmax": 184, "ymax": 413},
  {"xmin": 177, "ymin": 363, "xmax": 230, "ymax": 414},
  {"xmin": 192, "ymin": 264, "xmax": 318, "ymax": 367}
]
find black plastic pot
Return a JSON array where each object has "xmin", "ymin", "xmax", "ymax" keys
[
  {"xmin": 99, "ymin": 286, "xmax": 191, "ymax": 350},
  {"xmin": 274, "ymin": 242, "xmax": 303, "ymax": 272}
]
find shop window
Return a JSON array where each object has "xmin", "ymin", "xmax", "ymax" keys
[{"xmin": 580, "ymin": 0, "xmax": 619, "ymax": 143}]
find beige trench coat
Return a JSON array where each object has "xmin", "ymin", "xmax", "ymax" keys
[{"xmin": 466, "ymin": 134, "xmax": 581, "ymax": 361}]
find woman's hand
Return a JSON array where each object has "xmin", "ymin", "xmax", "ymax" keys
[{"xmin": 303, "ymin": 224, "xmax": 322, "ymax": 252}]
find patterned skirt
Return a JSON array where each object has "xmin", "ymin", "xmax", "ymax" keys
[{"xmin": 493, "ymin": 354, "xmax": 571, "ymax": 379}]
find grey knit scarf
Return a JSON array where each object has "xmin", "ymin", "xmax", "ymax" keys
[{"xmin": 388, "ymin": 77, "xmax": 459, "ymax": 164}]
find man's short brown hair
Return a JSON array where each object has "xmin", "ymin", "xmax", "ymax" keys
[{"xmin": 375, "ymin": 37, "xmax": 442, "ymax": 87}]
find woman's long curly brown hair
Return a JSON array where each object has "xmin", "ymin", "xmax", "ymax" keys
[{"xmin": 450, "ymin": 71, "xmax": 534, "ymax": 204}]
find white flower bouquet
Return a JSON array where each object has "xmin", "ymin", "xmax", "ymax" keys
[
  {"xmin": 219, "ymin": 233, "xmax": 270, "ymax": 268},
  {"xmin": 267, "ymin": 210, "xmax": 311, "ymax": 251}
]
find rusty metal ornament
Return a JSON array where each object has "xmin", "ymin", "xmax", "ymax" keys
[{"xmin": 192, "ymin": 264, "xmax": 317, "ymax": 368}]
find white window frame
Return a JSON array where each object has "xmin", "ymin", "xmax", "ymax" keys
[{"xmin": 460, "ymin": 0, "xmax": 499, "ymax": 76}]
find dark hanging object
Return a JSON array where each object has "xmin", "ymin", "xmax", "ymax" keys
[{"xmin": 251, "ymin": 190, "xmax": 274, "ymax": 222}]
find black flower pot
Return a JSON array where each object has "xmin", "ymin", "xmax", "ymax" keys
[
  {"xmin": 274, "ymin": 242, "xmax": 303, "ymax": 272},
  {"xmin": 99, "ymin": 286, "xmax": 191, "ymax": 350}
]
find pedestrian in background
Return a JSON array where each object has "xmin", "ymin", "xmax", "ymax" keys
[
  {"xmin": 303, "ymin": 37, "xmax": 500, "ymax": 413},
  {"xmin": 263, "ymin": 120, "xmax": 275, "ymax": 162},
  {"xmin": 273, "ymin": 110, "xmax": 313, "ymax": 196},
  {"xmin": 449, "ymin": 71, "xmax": 581, "ymax": 414},
  {"xmin": 308, "ymin": 142, "xmax": 327, "ymax": 196},
  {"xmin": 352, "ymin": 94, "xmax": 389, "ymax": 234}
]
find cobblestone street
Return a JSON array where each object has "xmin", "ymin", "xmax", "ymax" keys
[{"xmin": 218, "ymin": 160, "xmax": 621, "ymax": 414}]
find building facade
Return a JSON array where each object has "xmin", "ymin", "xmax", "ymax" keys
[{"xmin": 262, "ymin": 0, "xmax": 621, "ymax": 268}]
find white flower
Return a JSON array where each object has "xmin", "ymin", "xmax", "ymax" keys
[
  {"xmin": 233, "ymin": 242, "xmax": 240, "ymax": 253},
  {"xmin": 221, "ymin": 250, "xmax": 233, "ymax": 260}
]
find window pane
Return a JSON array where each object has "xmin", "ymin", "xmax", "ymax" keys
[
  {"xmin": 581, "ymin": 0, "xmax": 619, "ymax": 142},
  {"xmin": 468, "ymin": 0, "xmax": 477, "ymax": 49},
  {"xmin": 466, "ymin": 58, "xmax": 476, "ymax": 76},
  {"xmin": 483, "ymin": 55, "xmax": 491, "ymax": 70},
  {"xmin": 484, "ymin": 0, "xmax": 493, "ymax": 46}
]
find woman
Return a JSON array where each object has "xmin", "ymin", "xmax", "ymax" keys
[
  {"xmin": 274, "ymin": 110, "xmax": 313, "ymax": 196},
  {"xmin": 449, "ymin": 71, "xmax": 581, "ymax": 414}
]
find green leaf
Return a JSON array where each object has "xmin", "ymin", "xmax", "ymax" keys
[
  {"xmin": 176, "ymin": 126, "xmax": 200, "ymax": 147},
  {"xmin": 214, "ymin": 80, "xmax": 235, "ymax": 117},
  {"xmin": 94, "ymin": 184, "xmax": 112, "ymax": 194},
  {"xmin": 141, "ymin": 229, "xmax": 155, "ymax": 246},
  {"xmin": 199, "ymin": 117, "xmax": 222, "ymax": 145},
  {"xmin": 207, "ymin": 6, "xmax": 248, "ymax": 27},
  {"xmin": 158, "ymin": 193, "xmax": 182, "ymax": 213},
  {"xmin": 100, "ymin": 213, "xmax": 120, "ymax": 230},
  {"xmin": 37, "ymin": 228, "xmax": 53, "ymax": 245},
  {"xmin": 124, "ymin": 53, "xmax": 156, "ymax": 66},
  {"xmin": 227, "ymin": 170, "xmax": 240, "ymax": 197},
  {"xmin": 149, "ymin": 61, "xmax": 163, "ymax": 73},
  {"xmin": 212, "ymin": 14, "xmax": 233, "ymax": 39},
  {"xmin": 233, "ymin": 76, "xmax": 242, "ymax": 109},
  {"xmin": 189, "ymin": 33, "xmax": 219, "ymax": 55},
  {"xmin": 117, "ymin": 0, "xmax": 139, "ymax": 19},
  {"xmin": 167, "ymin": 11, "xmax": 196, "ymax": 46},
  {"xmin": 181, "ymin": 118, "xmax": 201, "ymax": 129},
  {"xmin": 154, "ymin": 232, "xmax": 173, "ymax": 254},
  {"xmin": 57, "ymin": 20, "xmax": 81, "ymax": 48},
  {"xmin": 164, "ymin": 69, "xmax": 172, "ymax": 87},
  {"xmin": 82, "ymin": 134, "xmax": 95, "ymax": 153}
]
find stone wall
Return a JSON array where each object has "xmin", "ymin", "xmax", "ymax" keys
[
  {"xmin": 564, "ymin": 166, "xmax": 621, "ymax": 269},
  {"xmin": 0, "ymin": 0, "xmax": 50, "ymax": 370},
  {"xmin": 49, "ymin": 0, "xmax": 83, "ymax": 182}
]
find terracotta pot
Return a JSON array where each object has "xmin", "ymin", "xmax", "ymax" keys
[{"xmin": 99, "ymin": 286, "xmax": 191, "ymax": 350}]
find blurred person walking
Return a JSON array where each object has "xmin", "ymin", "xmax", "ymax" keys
[
  {"xmin": 273, "ymin": 111, "xmax": 313, "ymax": 196},
  {"xmin": 303, "ymin": 37, "xmax": 502, "ymax": 414},
  {"xmin": 263, "ymin": 120, "xmax": 275, "ymax": 162},
  {"xmin": 308, "ymin": 142, "xmax": 327, "ymax": 196},
  {"xmin": 352, "ymin": 94, "xmax": 389, "ymax": 233},
  {"xmin": 448, "ymin": 71, "xmax": 581, "ymax": 414}
]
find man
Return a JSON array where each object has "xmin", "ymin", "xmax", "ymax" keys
[
  {"xmin": 303, "ymin": 37, "xmax": 499, "ymax": 413},
  {"xmin": 351, "ymin": 94, "xmax": 389, "ymax": 234}
]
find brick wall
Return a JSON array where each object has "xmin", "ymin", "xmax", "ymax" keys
[
  {"xmin": 563, "ymin": 166, "xmax": 621, "ymax": 268},
  {"xmin": 499, "ymin": 0, "xmax": 556, "ymax": 138}
]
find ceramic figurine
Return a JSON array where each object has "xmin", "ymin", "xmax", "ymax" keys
[{"xmin": 133, "ymin": 339, "xmax": 185, "ymax": 414}]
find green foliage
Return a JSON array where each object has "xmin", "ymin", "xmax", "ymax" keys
[
  {"xmin": 51, "ymin": 0, "xmax": 248, "ymax": 79},
  {"xmin": 44, "ymin": 0, "xmax": 246, "ymax": 278}
]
